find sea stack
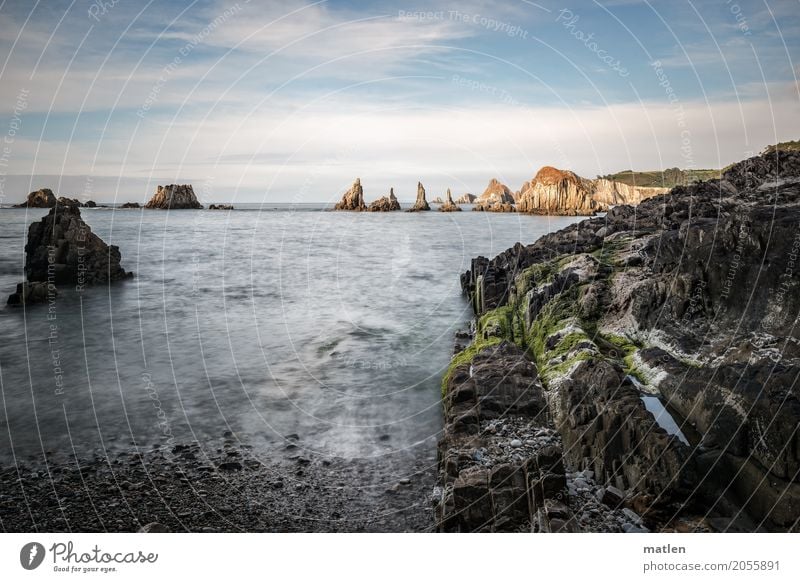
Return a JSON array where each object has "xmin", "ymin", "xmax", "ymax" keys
[
  {"xmin": 406, "ymin": 182, "xmax": 430, "ymax": 212},
  {"xmin": 334, "ymin": 178, "xmax": 367, "ymax": 211},
  {"xmin": 438, "ymin": 188, "xmax": 461, "ymax": 212},
  {"xmin": 14, "ymin": 188, "xmax": 56, "ymax": 208},
  {"xmin": 144, "ymin": 184, "xmax": 203, "ymax": 209},
  {"xmin": 8, "ymin": 205, "xmax": 132, "ymax": 304},
  {"xmin": 367, "ymin": 188, "xmax": 401, "ymax": 211},
  {"xmin": 455, "ymin": 193, "xmax": 476, "ymax": 204},
  {"xmin": 473, "ymin": 179, "xmax": 515, "ymax": 212}
]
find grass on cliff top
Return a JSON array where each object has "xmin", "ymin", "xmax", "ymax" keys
[{"xmin": 599, "ymin": 168, "xmax": 720, "ymax": 188}]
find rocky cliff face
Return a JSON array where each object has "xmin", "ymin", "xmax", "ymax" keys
[
  {"xmin": 474, "ymin": 179, "xmax": 515, "ymax": 212},
  {"xmin": 14, "ymin": 189, "xmax": 56, "ymax": 208},
  {"xmin": 440, "ymin": 148, "xmax": 800, "ymax": 532},
  {"xmin": 334, "ymin": 178, "xmax": 367, "ymax": 211},
  {"xmin": 145, "ymin": 184, "xmax": 202, "ymax": 209},
  {"xmin": 9, "ymin": 205, "xmax": 132, "ymax": 304},
  {"xmin": 367, "ymin": 188, "xmax": 401, "ymax": 211},
  {"xmin": 517, "ymin": 167, "xmax": 666, "ymax": 215},
  {"xmin": 439, "ymin": 188, "xmax": 461, "ymax": 212},
  {"xmin": 406, "ymin": 182, "xmax": 430, "ymax": 212}
]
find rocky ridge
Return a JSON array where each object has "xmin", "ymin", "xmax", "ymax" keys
[{"xmin": 439, "ymin": 148, "xmax": 800, "ymax": 532}]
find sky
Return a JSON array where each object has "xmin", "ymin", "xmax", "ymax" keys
[{"xmin": 0, "ymin": 0, "xmax": 798, "ymax": 204}]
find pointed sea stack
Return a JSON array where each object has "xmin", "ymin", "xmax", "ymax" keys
[
  {"xmin": 145, "ymin": 184, "xmax": 202, "ymax": 209},
  {"xmin": 334, "ymin": 178, "xmax": 367, "ymax": 211},
  {"xmin": 367, "ymin": 187, "xmax": 401, "ymax": 211},
  {"xmin": 439, "ymin": 188, "xmax": 461, "ymax": 212},
  {"xmin": 406, "ymin": 182, "xmax": 430, "ymax": 212}
]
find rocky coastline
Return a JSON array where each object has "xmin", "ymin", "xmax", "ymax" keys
[{"xmin": 436, "ymin": 148, "xmax": 800, "ymax": 532}]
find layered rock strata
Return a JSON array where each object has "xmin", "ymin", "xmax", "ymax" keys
[
  {"xmin": 441, "ymin": 148, "xmax": 800, "ymax": 532},
  {"xmin": 474, "ymin": 179, "xmax": 515, "ymax": 212},
  {"xmin": 334, "ymin": 178, "xmax": 367, "ymax": 211}
]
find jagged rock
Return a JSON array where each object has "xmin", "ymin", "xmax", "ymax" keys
[
  {"xmin": 431, "ymin": 196, "xmax": 444, "ymax": 204},
  {"xmin": 57, "ymin": 196, "xmax": 84, "ymax": 207},
  {"xmin": 367, "ymin": 188, "xmax": 401, "ymax": 212},
  {"xmin": 333, "ymin": 178, "xmax": 367, "ymax": 211},
  {"xmin": 516, "ymin": 166, "xmax": 666, "ymax": 215},
  {"xmin": 438, "ymin": 189, "xmax": 461, "ymax": 212},
  {"xmin": 120, "ymin": 202, "xmax": 141, "ymax": 208},
  {"xmin": 24, "ymin": 205, "xmax": 132, "ymax": 286},
  {"xmin": 144, "ymin": 184, "xmax": 202, "ymax": 209},
  {"xmin": 455, "ymin": 147, "xmax": 800, "ymax": 530},
  {"xmin": 474, "ymin": 179, "xmax": 515, "ymax": 212},
  {"xmin": 455, "ymin": 193, "xmax": 476, "ymax": 204},
  {"xmin": 406, "ymin": 182, "xmax": 430, "ymax": 212},
  {"xmin": 208, "ymin": 204, "xmax": 234, "ymax": 210},
  {"xmin": 7, "ymin": 281, "xmax": 54, "ymax": 306},
  {"xmin": 14, "ymin": 188, "xmax": 56, "ymax": 208}
]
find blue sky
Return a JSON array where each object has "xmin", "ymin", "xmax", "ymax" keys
[{"xmin": 0, "ymin": 0, "xmax": 798, "ymax": 203}]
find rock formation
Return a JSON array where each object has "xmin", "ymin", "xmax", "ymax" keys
[
  {"xmin": 25, "ymin": 205, "xmax": 132, "ymax": 286},
  {"xmin": 474, "ymin": 179, "xmax": 515, "ymax": 212},
  {"xmin": 14, "ymin": 188, "xmax": 56, "ymax": 208},
  {"xmin": 120, "ymin": 202, "xmax": 141, "ymax": 208},
  {"xmin": 209, "ymin": 204, "xmax": 234, "ymax": 210},
  {"xmin": 516, "ymin": 166, "xmax": 666, "ymax": 215},
  {"xmin": 367, "ymin": 188, "xmax": 401, "ymax": 212},
  {"xmin": 334, "ymin": 178, "xmax": 367, "ymax": 211},
  {"xmin": 144, "ymin": 184, "xmax": 203, "ymax": 209},
  {"xmin": 444, "ymin": 147, "xmax": 800, "ymax": 532},
  {"xmin": 406, "ymin": 182, "xmax": 430, "ymax": 212},
  {"xmin": 431, "ymin": 196, "xmax": 444, "ymax": 204},
  {"xmin": 6, "ymin": 282, "xmax": 54, "ymax": 306},
  {"xmin": 438, "ymin": 189, "xmax": 461, "ymax": 212},
  {"xmin": 455, "ymin": 193, "xmax": 476, "ymax": 204}
]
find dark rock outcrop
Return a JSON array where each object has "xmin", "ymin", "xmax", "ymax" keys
[
  {"xmin": 7, "ymin": 281, "xmax": 54, "ymax": 306},
  {"xmin": 438, "ymin": 189, "xmax": 461, "ymax": 212},
  {"xmin": 144, "ymin": 184, "xmax": 202, "ymax": 209},
  {"xmin": 406, "ymin": 182, "xmax": 430, "ymax": 212},
  {"xmin": 14, "ymin": 189, "xmax": 56, "ymax": 208},
  {"xmin": 120, "ymin": 202, "xmax": 141, "ymax": 208},
  {"xmin": 334, "ymin": 178, "xmax": 367, "ymax": 211},
  {"xmin": 24, "ymin": 205, "xmax": 132, "ymax": 286},
  {"xmin": 367, "ymin": 188, "xmax": 401, "ymax": 212},
  {"xmin": 447, "ymin": 147, "xmax": 800, "ymax": 531},
  {"xmin": 209, "ymin": 204, "xmax": 234, "ymax": 210}
]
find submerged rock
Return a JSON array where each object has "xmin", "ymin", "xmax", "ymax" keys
[
  {"xmin": 334, "ymin": 178, "xmax": 367, "ymax": 211},
  {"xmin": 452, "ymin": 146, "xmax": 800, "ymax": 531},
  {"xmin": 144, "ymin": 184, "xmax": 203, "ymax": 209},
  {"xmin": 24, "ymin": 205, "xmax": 132, "ymax": 286},
  {"xmin": 367, "ymin": 188, "xmax": 401, "ymax": 211},
  {"xmin": 7, "ymin": 281, "xmax": 54, "ymax": 306},
  {"xmin": 406, "ymin": 182, "xmax": 430, "ymax": 212},
  {"xmin": 14, "ymin": 188, "xmax": 56, "ymax": 208},
  {"xmin": 438, "ymin": 189, "xmax": 461, "ymax": 212}
]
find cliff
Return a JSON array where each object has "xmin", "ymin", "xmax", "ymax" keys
[
  {"xmin": 438, "ymin": 148, "xmax": 800, "ymax": 532},
  {"xmin": 516, "ymin": 166, "xmax": 666, "ymax": 215}
]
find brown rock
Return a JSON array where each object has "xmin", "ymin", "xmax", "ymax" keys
[
  {"xmin": 14, "ymin": 188, "xmax": 56, "ymax": 208},
  {"xmin": 367, "ymin": 187, "xmax": 401, "ymax": 211},
  {"xmin": 474, "ymin": 179, "xmax": 515, "ymax": 212},
  {"xmin": 144, "ymin": 184, "xmax": 202, "ymax": 209},
  {"xmin": 406, "ymin": 182, "xmax": 430, "ymax": 212},
  {"xmin": 334, "ymin": 178, "xmax": 367, "ymax": 211},
  {"xmin": 438, "ymin": 188, "xmax": 461, "ymax": 212}
]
